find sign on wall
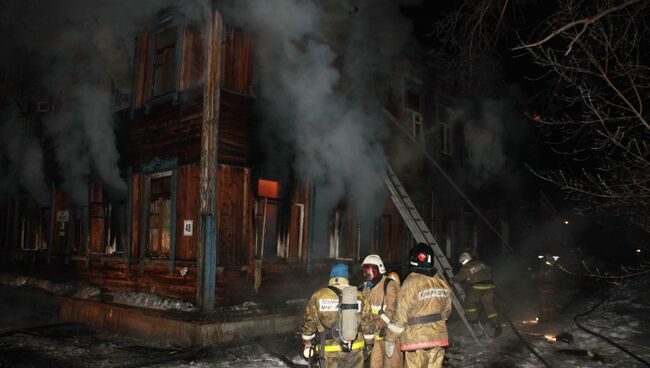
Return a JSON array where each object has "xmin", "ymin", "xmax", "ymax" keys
[
  {"xmin": 56, "ymin": 210, "xmax": 69, "ymax": 222},
  {"xmin": 183, "ymin": 220, "xmax": 193, "ymax": 236}
]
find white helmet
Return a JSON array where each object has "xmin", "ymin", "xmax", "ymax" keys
[
  {"xmin": 362, "ymin": 254, "xmax": 386, "ymax": 274},
  {"xmin": 459, "ymin": 252, "xmax": 472, "ymax": 265}
]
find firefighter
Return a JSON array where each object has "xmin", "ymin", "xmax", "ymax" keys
[
  {"xmin": 384, "ymin": 243, "xmax": 452, "ymax": 368},
  {"xmin": 360, "ymin": 255, "xmax": 402, "ymax": 368},
  {"xmin": 301, "ymin": 263, "xmax": 375, "ymax": 368},
  {"xmin": 533, "ymin": 254, "xmax": 559, "ymax": 322},
  {"xmin": 452, "ymin": 252, "xmax": 502, "ymax": 337}
]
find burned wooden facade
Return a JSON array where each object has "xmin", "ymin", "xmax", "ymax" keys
[{"xmin": 0, "ymin": 6, "xmax": 509, "ymax": 311}]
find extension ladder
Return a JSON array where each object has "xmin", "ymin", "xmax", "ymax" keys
[{"xmin": 383, "ymin": 165, "xmax": 488, "ymax": 345}]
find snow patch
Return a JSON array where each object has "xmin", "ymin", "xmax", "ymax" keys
[{"xmin": 107, "ymin": 291, "xmax": 196, "ymax": 312}]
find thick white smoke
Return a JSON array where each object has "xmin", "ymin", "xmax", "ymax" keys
[{"xmin": 222, "ymin": 0, "xmax": 419, "ymax": 249}]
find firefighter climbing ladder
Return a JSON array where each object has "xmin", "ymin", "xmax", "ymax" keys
[{"xmin": 383, "ymin": 165, "xmax": 488, "ymax": 345}]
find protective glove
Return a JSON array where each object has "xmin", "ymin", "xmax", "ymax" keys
[
  {"xmin": 303, "ymin": 342, "xmax": 315, "ymax": 359},
  {"xmin": 385, "ymin": 340, "xmax": 395, "ymax": 358}
]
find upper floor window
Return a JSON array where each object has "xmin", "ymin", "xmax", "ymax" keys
[
  {"xmin": 152, "ymin": 24, "xmax": 178, "ymax": 98},
  {"xmin": 440, "ymin": 123, "xmax": 452, "ymax": 155},
  {"xmin": 406, "ymin": 88, "xmax": 421, "ymax": 113}
]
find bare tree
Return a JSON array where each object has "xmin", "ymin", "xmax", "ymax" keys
[{"xmin": 517, "ymin": 0, "xmax": 650, "ymax": 231}]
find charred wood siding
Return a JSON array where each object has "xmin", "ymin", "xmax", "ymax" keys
[
  {"xmin": 179, "ymin": 29, "xmax": 204, "ymax": 91},
  {"xmin": 130, "ymin": 173, "xmax": 142, "ymax": 259},
  {"xmin": 133, "ymin": 33, "xmax": 151, "ymax": 109},
  {"xmin": 89, "ymin": 183, "xmax": 104, "ymax": 253},
  {"xmin": 175, "ymin": 163, "xmax": 200, "ymax": 260},
  {"xmin": 52, "ymin": 190, "xmax": 71, "ymax": 256},
  {"xmin": 222, "ymin": 27, "xmax": 254, "ymax": 96},
  {"xmin": 216, "ymin": 164, "xmax": 251, "ymax": 266},
  {"xmin": 128, "ymin": 99, "xmax": 203, "ymax": 168},
  {"xmin": 218, "ymin": 91, "xmax": 254, "ymax": 167},
  {"xmin": 72, "ymin": 259, "xmax": 197, "ymax": 303}
]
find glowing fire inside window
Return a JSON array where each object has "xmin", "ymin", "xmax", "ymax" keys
[{"xmin": 258, "ymin": 179, "xmax": 280, "ymax": 199}]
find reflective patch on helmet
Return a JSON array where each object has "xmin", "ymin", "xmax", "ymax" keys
[
  {"xmin": 319, "ymin": 299, "xmax": 340, "ymax": 312},
  {"xmin": 409, "ymin": 261, "xmax": 418, "ymax": 266},
  {"xmin": 418, "ymin": 288, "xmax": 449, "ymax": 299}
]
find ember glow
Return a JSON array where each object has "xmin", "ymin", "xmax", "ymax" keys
[
  {"xmin": 544, "ymin": 334, "xmax": 557, "ymax": 343},
  {"xmin": 522, "ymin": 317, "xmax": 539, "ymax": 325}
]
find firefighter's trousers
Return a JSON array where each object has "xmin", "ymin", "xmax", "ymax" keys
[
  {"xmin": 538, "ymin": 284, "xmax": 557, "ymax": 322},
  {"xmin": 404, "ymin": 347, "xmax": 445, "ymax": 368},
  {"xmin": 322, "ymin": 348, "xmax": 364, "ymax": 368},
  {"xmin": 369, "ymin": 339, "xmax": 403, "ymax": 368},
  {"xmin": 465, "ymin": 284, "xmax": 500, "ymax": 327}
]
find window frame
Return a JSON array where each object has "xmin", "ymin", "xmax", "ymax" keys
[
  {"xmin": 439, "ymin": 123, "xmax": 452, "ymax": 155},
  {"xmin": 146, "ymin": 12, "xmax": 182, "ymax": 109},
  {"xmin": 140, "ymin": 156, "xmax": 179, "ymax": 272}
]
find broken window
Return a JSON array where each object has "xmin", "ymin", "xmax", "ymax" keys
[
  {"xmin": 147, "ymin": 175, "xmax": 172, "ymax": 258},
  {"xmin": 440, "ymin": 123, "xmax": 452, "ymax": 155},
  {"xmin": 254, "ymin": 179, "xmax": 281, "ymax": 260},
  {"xmin": 152, "ymin": 24, "xmax": 178, "ymax": 97}
]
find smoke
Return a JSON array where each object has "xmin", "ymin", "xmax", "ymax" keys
[
  {"xmin": 0, "ymin": 110, "xmax": 50, "ymax": 205},
  {"xmin": 448, "ymin": 96, "xmax": 524, "ymax": 187},
  {"xmin": 222, "ymin": 0, "xmax": 418, "ymax": 250},
  {"xmin": 0, "ymin": 0, "xmax": 209, "ymax": 204}
]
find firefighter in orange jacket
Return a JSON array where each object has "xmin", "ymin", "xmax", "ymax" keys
[
  {"xmin": 360, "ymin": 255, "xmax": 402, "ymax": 368},
  {"xmin": 384, "ymin": 243, "xmax": 452, "ymax": 368},
  {"xmin": 301, "ymin": 263, "xmax": 374, "ymax": 368},
  {"xmin": 453, "ymin": 252, "xmax": 502, "ymax": 337}
]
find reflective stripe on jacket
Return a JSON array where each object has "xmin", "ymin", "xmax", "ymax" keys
[
  {"xmin": 362, "ymin": 276, "xmax": 400, "ymax": 338},
  {"xmin": 385, "ymin": 272, "xmax": 452, "ymax": 351},
  {"xmin": 301, "ymin": 278, "xmax": 374, "ymax": 345},
  {"xmin": 453, "ymin": 260, "xmax": 492, "ymax": 285}
]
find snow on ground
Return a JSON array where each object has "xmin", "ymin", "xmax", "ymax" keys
[
  {"xmin": 0, "ymin": 273, "xmax": 196, "ymax": 312},
  {"xmin": 447, "ymin": 274, "xmax": 650, "ymax": 367},
  {"xmin": 1, "ymin": 273, "xmax": 649, "ymax": 367}
]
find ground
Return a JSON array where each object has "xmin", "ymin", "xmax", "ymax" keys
[{"xmin": 1, "ymin": 274, "xmax": 649, "ymax": 367}]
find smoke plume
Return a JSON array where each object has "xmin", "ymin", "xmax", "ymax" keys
[
  {"xmin": 222, "ymin": 0, "xmax": 419, "ymax": 251},
  {"xmin": 0, "ymin": 0, "xmax": 209, "ymax": 204}
]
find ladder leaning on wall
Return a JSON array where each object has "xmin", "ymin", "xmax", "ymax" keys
[{"xmin": 383, "ymin": 165, "xmax": 487, "ymax": 345}]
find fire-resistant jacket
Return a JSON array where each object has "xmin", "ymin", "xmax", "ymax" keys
[
  {"xmin": 453, "ymin": 260, "xmax": 492, "ymax": 286},
  {"xmin": 362, "ymin": 276, "xmax": 400, "ymax": 339},
  {"xmin": 385, "ymin": 272, "xmax": 452, "ymax": 351},
  {"xmin": 301, "ymin": 278, "xmax": 375, "ymax": 351}
]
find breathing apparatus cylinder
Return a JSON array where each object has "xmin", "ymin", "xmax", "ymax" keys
[{"xmin": 340, "ymin": 286, "xmax": 358, "ymax": 342}]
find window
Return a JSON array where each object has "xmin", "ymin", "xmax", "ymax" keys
[
  {"xmin": 148, "ymin": 175, "xmax": 172, "ymax": 258},
  {"xmin": 440, "ymin": 123, "xmax": 451, "ymax": 155},
  {"xmin": 152, "ymin": 24, "xmax": 178, "ymax": 97},
  {"xmin": 405, "ymin": 82, "xmax": 421, "ymax": 113},
  {"xmin": 464, "ymin": 132, "xmax": 472, "ymax": 161},
  {"xmin": 411, "ymin": 111, "xmax": 423, "ymax": 142}
]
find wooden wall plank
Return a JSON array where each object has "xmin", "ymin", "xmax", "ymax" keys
[
  {"xmin": 176, "ymin": 163, "xmax": 200, "ymax": 260},
  {"xmin": 221, "ymin": 27, "xmax": 254, "ymax": 96},
  {"xmin": 216, "ymin": 165, "xmax": 248, "ymax": 266},
  {"xmin": 133, "ymin": 32, "xmax": 151, "ymax": 109},
  {"xmin": 131, "ymin": 174, "xmax": 142, "ymax": 259}
]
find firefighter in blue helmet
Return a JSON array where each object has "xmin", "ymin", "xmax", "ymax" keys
[{"xmin": 301, "ymin": 263, "xmax": 374, "ymax": 368}]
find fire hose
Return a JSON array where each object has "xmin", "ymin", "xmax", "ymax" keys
[
  {"xmin": 495, "ymin": 291, "xmax": 555, "ymax": 368},
  {"xmin": 574, "ymin": 297, "xmax": 650, "ymax": 367}
]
